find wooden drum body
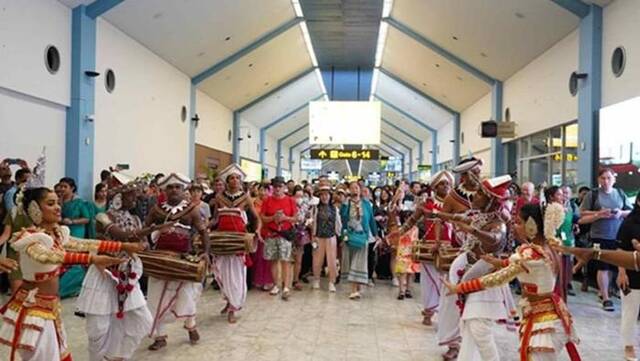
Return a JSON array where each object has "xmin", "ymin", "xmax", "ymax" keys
[
  {"xmin": 138, "ymin": 250, "xmax": 205, "ymax": 283},
  {"xmin": 435, "ymin": 245, "xmax": 461, "ymax": 272},
  {"xmin": 209, "ymin": 231, "xmax": 255, "ymax": 255}
]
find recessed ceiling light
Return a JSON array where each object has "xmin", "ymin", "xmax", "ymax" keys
[
  {"xmin": 480, "ymin": 52, "xmax": 488, "ymax": 58},
  {"xmin": 435, "ymin": 64, "xmax": 440, "ymax": 68},
  {"xmin": 515, "ymin": 12, "xmax": 525, "ymax": 19},
  {"xmin": 197, "ymin": 52, "xmax": 205, "ymax": 57},
  {"xmin": 452, "ymin": 36, "xmax": 458, "ymax": 41},
  {"xmin": 442, "ymin": 94, "xmax": 448, "ymax": 99},
  {"xmin": 248, "ymin": 63, "xmax": 253, "ymax": 68},
  {"xmin": 225, "ymin": 36, "xmax": 232, "ymax": 41},
  {"xmin": 264, "ymin": 82, "xmax": 269, "ymax": 86},
  {"xmin": 152, "ymin": 12, "xmax": 163, "ymax": 19},
  {"xmin": 422, "ymin": 82, "xmax": 427, "ymax": 86},
  {"xmin": 225, "ymin": 76, "xmax": 231, "ymax": 80},
  {"xmin": 456, "ymin": 76, "xmax": 463, "ymax": 81}
]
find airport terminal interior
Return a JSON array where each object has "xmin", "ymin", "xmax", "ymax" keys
[{"xmin": 1, "ymin": 0, "xmax": 640, "ymax": 360}]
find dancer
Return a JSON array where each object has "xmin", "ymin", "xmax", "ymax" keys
[
  {"xmin": 210, "ymin": 164, "xmax": 261, "ymax": 323},
  {"xmin": 443, "ymin": 202, "xmax": 581, "ymax": 361},
  {"xmin": 78, "ymin": 181, "xmax": 169, "ymax": 361},
  {"xmin": 145, "ymin": 173, "xmax": 210, "ymax": 350},
  {"xmin": 433, "ymin": 175, "xmax": 513, "ymax": 361},
  {"xmin": 392, "ymin": 170, "xmax": 454, "ymax": 324},
  {"xmin": 0, "ymin": 187, "xmax": 135, "ymax": 361},
  {"xmin": 436, "ymin": 157, "xmax": 483, "ymax": 360}
]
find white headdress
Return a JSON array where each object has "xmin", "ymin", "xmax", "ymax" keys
[
  {"xmin": 218, "ymin": 164, "xmax": 246, "ymax": 182},
  {"xmin": 157, "ymin": 173, "xmax": 191, "ymax": 189}
]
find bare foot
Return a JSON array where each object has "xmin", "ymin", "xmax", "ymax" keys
[{"xmin": 228, "ymin": 311, "xmax": 237, "ymax": 324}]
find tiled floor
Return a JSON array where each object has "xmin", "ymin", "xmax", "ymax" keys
[{"xmin": 0, "ymin": 281, "xmax": 632, "ymax": 360}]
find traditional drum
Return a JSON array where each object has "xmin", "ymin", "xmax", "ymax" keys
[
  {"xmin": 435, "ymin": 244, "xmax": 461, "ymax": 272},
  {"xmin": 138, "ymin": 250, "xmax": 205, "ymax": 282},
  {"xmin": 412, "ymin": 220, "xmax": 442, "ymax": 262},
  {"xmin": 209, "ymin": 231, "xmax": 255, "ymax": 255}
]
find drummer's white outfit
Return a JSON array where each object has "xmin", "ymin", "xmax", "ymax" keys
[
  {"xmin": 77, "ymin": 208, "xmax": 152, "ymax": 361},
  {"xmin": 147, "ymin": 201, "xmax": 203, "ymax": 339},
  {"xmin": 211, "ymin": 191, "xmax": 251, "ymax": 312}
]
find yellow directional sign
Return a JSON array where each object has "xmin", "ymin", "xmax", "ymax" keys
[{"xmin": 310, "ymin": 149, "xmax": 380, "ymax": 160}]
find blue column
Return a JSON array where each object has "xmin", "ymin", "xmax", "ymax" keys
[
  {"xmin": 232, "ymin": 112, "xmax": 240, "ymax": 163},
  {"xmin": 66, "ymin": 5, "xmax": 96, "ymax": 200},
  {"xmin": 577, "ymin": 4, "xmax": 602, "ymax": 188},
  {"xmin": 188, "ymin": 84, "xmax": 196, "ymax": 177},
  {"xmin": 408, "ymin": 148, "xmax": 413, "ymax": 181},
  {"xmin": 418, "ymin": 140, "xmax": 423, "ymax": 166},
  {"xmin": 276, "ymin": 139, "xmax": 282, "ymax": 176},
  {"xmin": 260, "ymin": 129, "xmax": 266, "ymax": 171},
  {"xmin": 453, "ymin": 112, "xmax": 461, "ymax": 166},
  {"xmin": 490, "ymin": 81, "xmax": 504, "ymax": 176},
  {"xmin": 431, "ymin": 130, "xmax": 438, "ymax": 173},
  {"xmin": 289, "ymin": 147, "xmax": 294, "ymax": 174}
]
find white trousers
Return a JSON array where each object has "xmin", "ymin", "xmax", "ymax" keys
[
  {"xmin": 213, "ymin": 255, "xmax": 247, "ymax": 311},
  {"xmin": 147, "ymin": 278, "xmax": 202, "ymax": 338},
  {"xmin": 621, "ymin": 289, "xmax": 640, "ymax": 347},
  {"xmin": 17, "ymin": 320, "xmax": 67, "ymax": 361},
  {"xmin": 420, "ymin": 262, "xmax": 441, "ymax": 312},
  {"xmin": 86, "ymin": 306, "xmax": 153, "ymax": 361},
  {"xmin": 458, "ymin": 318, "xmax": 500, "ymax": 361}
]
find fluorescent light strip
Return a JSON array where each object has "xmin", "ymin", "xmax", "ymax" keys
[
  {"xmin": 291, "ymin": 0, "xmax": 303, "ymax": 17},
  {"xmin": 299, "ymin": 21, "xmax": 319, "ymax": 67},
  {"xmin": 382, "ymin": 0, "xmax": 394, "ymax": 18},
  {"xmin": 369, "ymin": 68, "xmax": 380, "ymax": 100},
  {"xmin": 374, "ymin": 22, "xmax": 388, "ymax": 68},
  {"xmin": 314, "ymin": 68, "xmax": 328, "ymax": 99}
]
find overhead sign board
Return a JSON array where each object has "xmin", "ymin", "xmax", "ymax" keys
[
  {"xmin": 300, "ymin": 159, "xmax": 322, "ymax": 170},
  {"xmin": 417, "ymin": 165, "xmax": 431, "ymax": 171},
  {"xmin": 310, "ymin": 149, "xmax": 380, "ymax": 160}
]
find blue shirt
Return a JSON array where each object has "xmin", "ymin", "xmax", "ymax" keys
[{"xmin": 3, "ymin": 186, "xmax": 17, "ymax": 212}]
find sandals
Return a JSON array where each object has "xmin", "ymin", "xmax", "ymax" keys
[
  {"xmin": 148, "ymin": 338, "xmax": 167, "ymax": 351},
  {"xmin": 188, "ymin": 329, "xmax": 200, "ymax": 345},
  {"xmin": 442, "ymin": 346, "xmax": 459, "ymax": 361},
  {"xmin": 349, "ymin": 292, "xmax": 361, "ymax": 300},
  {"xmin": 281, "ymin": 288, "xmax": 291, "ymax": 301},
  {"xmin": 404, "ymin": 290, "xmax": 413, "ymax": 299}
]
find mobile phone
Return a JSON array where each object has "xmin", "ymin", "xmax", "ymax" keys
[{"xmin": 623, "ymin": 287, "xmax": 631, "ymax": 296}]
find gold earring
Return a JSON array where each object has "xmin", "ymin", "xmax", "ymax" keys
[
  {"xmin": 28, "ymin": 200, "xmax": 43, "ymax": 225},
  {"xmin": 525, "ymin": 217, "xmax": 538, "ymax": 240}
]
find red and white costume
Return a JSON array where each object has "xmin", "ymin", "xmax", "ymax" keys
[{"xmin": 0, "ymin": 226, "xmax": 122, "ymax": 361}]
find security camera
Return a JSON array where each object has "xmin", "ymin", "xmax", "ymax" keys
[
  {"xmin": 85, "ymin": 71, "xmax": 100, "ymax": 77},
  {"xmin": 85, "ymin": 114, "xmax": 95, "ymax": 122}
]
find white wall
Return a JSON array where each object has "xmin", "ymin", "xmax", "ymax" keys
[
  {"xmin": 502, "ymin": 30, "xmax": 578, "ymax": 138},
  {"xmin": 460, "ymin": 92, "xmax": 492, "ymax": 156},
  {"xmin": 602, "ymin": 0, "xmax": 640, "ymax": 108},
  {"xmin": 0, "ymin": 0, "xmax": 71, "ymax": 185},
  {"xmin": 437, "ymin": 121, "xmax": 454, "ymax": 163},
  {"xmin": 195, "ymin": 90, "xmax": 233, "ymax": 153},
  {"xmin": 94, "ymin": 19, "xmax": 191, "ymax": 180}
]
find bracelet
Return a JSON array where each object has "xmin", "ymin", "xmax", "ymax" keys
[
  {"xmin": 594, "ymin": 250, "xmax": 602, "ymax": 261},
  {"xmin": 634, "ymin": 251, "xmax": 639, "ymax": 272}
]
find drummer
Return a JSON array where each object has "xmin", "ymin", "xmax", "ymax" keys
[
  {"xmin": 144, "ymin": 173, "xmax": 210, "ymax": 351},
  {"xmin": 79, "ymin": 180, "xmax": 169, "ymax": 361},
  {"xmin": 210, "ymin": 163, "xmax": 262, "ymax": 323}
]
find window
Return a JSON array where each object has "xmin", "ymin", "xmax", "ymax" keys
[{"xmin": 45, "ymin": 45, "xmax": 60, "ymax": 74}]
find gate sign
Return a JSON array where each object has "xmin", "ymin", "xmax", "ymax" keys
[{"xmin": 310, "ymin": 149, "xmax": 379, "ymax": 160}]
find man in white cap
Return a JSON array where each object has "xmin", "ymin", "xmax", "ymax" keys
[
  {"xmin": 210, "ymin": 164, "xmax": 262, "ymax": 323},
  {"xmin": 145, "ymin": 172, "xmax": 210, "ymax": 350},
  {"xmin": 443, "ymin": 157, "xmax": 483, "ymax": 214}
]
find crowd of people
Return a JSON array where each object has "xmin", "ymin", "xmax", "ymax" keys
[{"xmin": 0, "ymin": 153, "xmax": 638, "ymax": 361}]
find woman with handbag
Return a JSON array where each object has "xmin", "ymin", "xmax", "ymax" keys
[{"xmin": 340, "ymin": 182, "xmax": 379, "ymax": 300}]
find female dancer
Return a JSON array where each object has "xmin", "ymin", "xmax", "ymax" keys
[
  {"xmin": 443, "ymin": 202, "xmax": 581, "ymax": 361},
  {"xmin": 0, "ymin": 187, "xmax": 140, "ymax": 361}
]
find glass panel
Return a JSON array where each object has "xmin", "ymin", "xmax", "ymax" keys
[
  {"xmin": 520, "ymin": 137, "xmax": 530, "ymax": 158},
  {"xmin": 529, "ymin": 130, "xmax": 550, "ymax": 157},
  {"xmin": 550, "ymin": 126, "xmax": 563, "ymax": 153},
  {"xmin": 529, "ymin": 157, "xmax": 549, "ymax": 186},
  {"xmin": 520, "ymin": 159, "xmax": 529, "ymax": 183},
  {"xmin": 551, "ymin": 153, "xmax": 563, "ymax": 186}
]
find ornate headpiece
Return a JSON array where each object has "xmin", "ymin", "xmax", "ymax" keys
[
  {"xmin": 429, "ymin": 170, "xmax": 454, "ymax": 188},
  {"xmin": 157, "ymin": 173, "xmax": 191, "ymax": 189},
  {"xmin": 453, "ymin": 156, "xmax": 483, "ymax": 174},
  {"xmin": 480, "ymin": 175, "xmax": 512, "ymax": 200},
  {"xmin": 218, "ymin": 164, "xmax": 246, "ymax": 182}
]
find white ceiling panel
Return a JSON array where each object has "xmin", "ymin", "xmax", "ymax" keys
[
  {"xmin": 100, "ymin": 0, "xmax": 295, "ymax": 77},
  {"xmin": 198, "ymin": 26, "xmax": 313, "ymax": 110},
  {"xmin": 240, "ymin": 72, "xmax": 321, "ymax": 128},
  {"xmin": 376, "ymin": 71, "xmax": 455, "ymax": 129},
  {"xmin": 269, "ymin": 108, "xmax": 309, "ymax": 144},
  {"xmin": 382, "ymin": 27, "xmax": 491, "ymax": 111},
  {"xmin": 381, "ymin": 122, "xmax": 420, "ymax": 147},
  {"xmin": 391, "ymin": 0, "xmax": 579, "ymax": 81},
  {"xmin": 379, "ymin": 102, "xmax": 431, "ymax": 140}
]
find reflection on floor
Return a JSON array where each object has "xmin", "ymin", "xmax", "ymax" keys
[{"xmin": 0, "ymin": 280, "xmax": 631, "ymax": 360}]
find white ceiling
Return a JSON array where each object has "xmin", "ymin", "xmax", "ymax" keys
[
  {"xmin": 240, "ymin": 72, "xmax": 321, "ymax": 128},
  {"xmin": 375, "ymin": 71, "xmax": 455, "ymax": 129},
  {"xmin": 99, "ymin": 0, "xmax": 296, "ymax": 77},
  {"xmin": 390, "ymin": 0, "xmax": 581, "ymax": 82}
]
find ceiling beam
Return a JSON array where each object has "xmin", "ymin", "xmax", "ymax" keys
[
  {"xmin": 384, "ymin": 17, "xmax": 495, "ymax": 85},
  {"xmin": 375, "ymin": 96, "xmax": 435, "ymax": 132},
  {"xmin": 192, "ymin": 17, "xmax": 303, "ymax": 85},
  {"xmin": 378, "ymin": 68, "xmax": 457, "ymax": 115},
  {"xmin": 236, "ymin": 67, "xmax": 317, "ymax": 113},
  {"xmin": 276, "ymin": 123, "xmax": 308, "ymax": 176},
  {"xmin": 85, "ymin": 0, "xmax": 124, "ymax": 19},
  {"xmin": 382, "ymin": 117, "xmax": 423, "ymax": 165},
  {"xmin": 550, "ymin": 0, "xmax": 590, "ymax": 18}
]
